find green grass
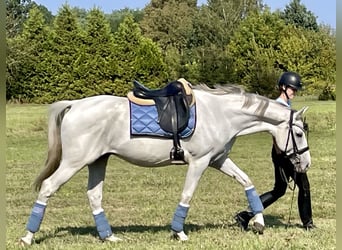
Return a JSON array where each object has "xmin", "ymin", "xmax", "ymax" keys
[{"xmin": 6, "ymin": 101, "xmax": 336, "ymax": 249}]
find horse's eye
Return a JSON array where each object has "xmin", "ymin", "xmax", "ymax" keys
[{"xmin": 296, "ymin": 132, "xmax": 303, "ymax": 137}]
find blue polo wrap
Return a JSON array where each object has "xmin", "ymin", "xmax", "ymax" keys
[
  {"xmin": 171, "ymin": 204, "xmax": 189, "ymax": 232},
  {"xmin": 93, "ymin": 211, "xmax": 112, "ymax": 239},
  {"xmin": 26, "ymin": 202, "xmax": 46, "ymax": 233},
  {"xmin": 245, "ymin": 186, "xmax": 263, "ymax": 215}
]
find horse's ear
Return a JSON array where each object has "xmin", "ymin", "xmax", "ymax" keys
[{"xmin": 295, "ymin": 106, "xmax": 309, "ymax": 120}]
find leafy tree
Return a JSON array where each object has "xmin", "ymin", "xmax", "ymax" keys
[
  {"xmin": 195, "ymin": 0, "xmax": 261, "ymax": 47},
  {"xmin": 6, "ymin": 6, "xmax": 49, "ymax": 101},
  {"xmin": 189, "ymin": 44, "xmax": 233, "ymax": 85},
  {"xmin": 140, "ymin": 0, "xmax": 197, "ymax": 80},
  {"xmin": 70, "ymin": 6, "xmax": 88, "ymax": 28},
  {"xmin": 276, "ymin": 25, "xmax": 316, "ymax": 90},
  {"xmin": 112, "ymin": 13, "xmax": 168, "ymax": 96},
  {"xmin": 227, "ymin": 9, "xmax": 286, "ymax": 96},
  {"xmin": 77, "ymin": 8, "xmax": 116, "ymax": 96},
  {"xmin": 6, "ymin": 37, "xmax": 26, "ymax": 101},
  {"xmin": 275, "ymin": 23, "xmax": 335, "ymax": 99},
  {"xmin": 31, "ymin": 1, "xmax": 54, "ymax": 25},
  {"xmin": 280, "ymin": 0, "xmax": 318, "ymax": 31},
  {"xmin": 106, "ymin": 8, "xmax": 144, "ymax": 33},
  {"xmin": 291, "ymin": 25, "xmax": 335, "ymax": 98},
  {"xmin": 184, "ymin": 0, "xmax": 262, "ymax": 84},
  {"xmin": 141, "ymin": 0, "xmax": 196, "ymax": 51},
  {"xmin": 6, "ymin": 0, "xmax": 33, "ymax": 38},
  {"xmin": 36, "ymin": 4, "xmax": 84, "ymax": 102}
]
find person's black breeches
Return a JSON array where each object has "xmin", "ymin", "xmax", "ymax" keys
[{"xmin": 260, "ymin": 147, "xmax": 294, "ymax": 209}]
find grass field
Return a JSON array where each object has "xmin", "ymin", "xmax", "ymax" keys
[{"xmin": 6, "ymin": 99, "xmax": 336, "ymax": 249}]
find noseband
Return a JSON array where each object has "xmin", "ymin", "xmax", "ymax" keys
[{"xmin": 283, "ymin": 110, "xmax": 310, "ymax": 171}]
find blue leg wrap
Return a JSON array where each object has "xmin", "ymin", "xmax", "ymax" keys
[
  {"xmin": 245, "ymin": 186, "xmax": 264, "ymax": 215},
  {"xmin": 171, "ymin": 204, "xmax": 189, "ymax": 232},
  {"xmin": 26, "ymin": 202, "xmax": 46, "ymax": 233},
  {"xmin": 93, "ymin": 211, "xmax": 112, "ymax": 239}
]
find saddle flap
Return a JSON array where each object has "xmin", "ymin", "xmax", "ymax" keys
[{"xmin": 155, "ymin": 94, "xmax": 190, "ymax": 133}]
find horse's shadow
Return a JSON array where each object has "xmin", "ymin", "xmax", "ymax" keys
[
  {"xmin": 34, "ymin": 214, "xmax": 302, "ymax": 244},
  {"xmin": 35, "ymin": 223, "xmax": 218, "ymax": 243}
]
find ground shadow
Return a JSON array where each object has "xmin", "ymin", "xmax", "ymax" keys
[
  {"xmin": 34, "ymin": 215, "xmax": 305, "ymax": 244},
  {"xmin": 264, "ymin": 214, "xmax": 304, "ymax": 229},
  {"xmin": 34, "ymin": 222, "xmax": 226, "ymax": 244},
  {"xmin": 225, "ymin": 213, "xmax": 305, "ymax": 233}
]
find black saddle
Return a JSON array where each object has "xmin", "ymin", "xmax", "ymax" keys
[
  {"xmin": 133, "ymin": 80, "xmax": 184, "ymax": 98},
  {"xmin": 132, "ymin": 80, "xmax": 192, "ymax": 163}
]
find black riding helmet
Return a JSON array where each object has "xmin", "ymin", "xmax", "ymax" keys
[{"xmin": 278, "ymin": 72, "xmax": 303, "ymax": 91}]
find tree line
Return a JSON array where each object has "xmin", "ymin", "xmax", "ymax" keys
[{"xmin": 6, "ymin": 0, "xmax": 336, "ymax": 103}]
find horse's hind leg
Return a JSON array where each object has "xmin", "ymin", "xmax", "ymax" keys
[
  {"xmin": 87, "ymin": 154, "xmax": 121, "ymax": 242},
  {"xmin": 218, "ymin": 158, "xmax": 264, "ymax": 233},
  {"xmin": 20, "ymin": 160, "xmax": 85, "ymax": 245}
]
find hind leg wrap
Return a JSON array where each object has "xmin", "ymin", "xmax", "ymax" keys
[{"xmin": 26, "ymin": 201, "xmax": 47, "ymax": 233}]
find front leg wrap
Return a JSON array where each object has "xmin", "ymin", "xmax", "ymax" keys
[
  {"xmin": 245, "ymin": 186, "xmax": 263, "ymax": 214},
  {"xmin": 171, "ymin": 203, "xmax": 189, "ymax": 232},
  {"xmin": 93, "ymin": 209, "xmax": 112, "ymax": 239}
]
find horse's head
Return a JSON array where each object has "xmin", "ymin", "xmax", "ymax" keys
[{"xmin": 273, "ymin": 107, "xmax": 311, "ymax": 173}]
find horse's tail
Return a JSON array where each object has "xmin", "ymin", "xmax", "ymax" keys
[{"xmin": 33, "ymin": 101, "xmax": 72, "ymax": 192}]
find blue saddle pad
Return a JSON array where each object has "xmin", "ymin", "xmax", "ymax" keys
[{"xmin": 130, "ymin": 102, "xmax": 196, "ymax": 138}]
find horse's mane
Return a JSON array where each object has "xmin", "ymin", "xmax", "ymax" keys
[
  {"xmin": 193, "ymin": 84, "xmax": 275, "ymax": 116},
  {"xmin": 193, "ymin": 83, "xmax": 245, "ymax": 95}
]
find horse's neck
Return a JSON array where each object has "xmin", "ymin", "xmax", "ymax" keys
[
  {"xmin": 230, "ymin": 94, "xmax": 290, "ymax": 136},
  {"xmin": 195, "ymin": 90, "xmax": 289, "ymax": 137}
]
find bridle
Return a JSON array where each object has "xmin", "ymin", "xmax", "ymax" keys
[{"xmin": 283, "ymin": 110, "xmax": 310, "ymax": 172}]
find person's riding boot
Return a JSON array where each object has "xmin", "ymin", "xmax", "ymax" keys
[
  {"xmin": 297, "ymin": 174, "xmax": 315, "ymax": 230},
  {"xmin": 234, "ymin": 211, "xmax": 253, "ymax": 231}
]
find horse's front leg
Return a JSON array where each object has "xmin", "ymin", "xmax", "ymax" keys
[
  {"xmin": 218, "ymin": 158, "xmax": 264, "ymax": 233},
  {"xmin": 171, "ymin": 156, "xmax": 210, "ymax": 241},
  {"xmin": 87, "ymin": 155, "xmax": 122, "ymax": 242}
]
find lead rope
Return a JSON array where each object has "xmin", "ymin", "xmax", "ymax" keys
[
  {"xmin": 279, "ymin": 166, "xmax": 296, "ymax": 229},
  {"xmin": 286, "ymin": 171, "xmax": 297, "ymax": 228}
]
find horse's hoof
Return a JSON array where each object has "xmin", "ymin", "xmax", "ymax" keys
[
  {"xmin": 18, "ymin": 237, "xmax": 31, "ymax": 247},
  {"xmin": 104, "ymin": 235, "xmax": 123, "ymax": 242},
  {"xmin": 252, "ymin": 222, "xmax": 264, "ymax": 234},
  {"xmin": 171, "ymin": 230, "xmax": 188, "ymax": 241}
]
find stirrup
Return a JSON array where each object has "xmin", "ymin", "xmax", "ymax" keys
[{"xmin": 170, "ymin": 147, "xmax": 185, "ymax": 164}]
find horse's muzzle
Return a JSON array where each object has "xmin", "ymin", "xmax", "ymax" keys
[{"xmin": 294, "ymin": 161, "xmax": 310, "ymax": 173}]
